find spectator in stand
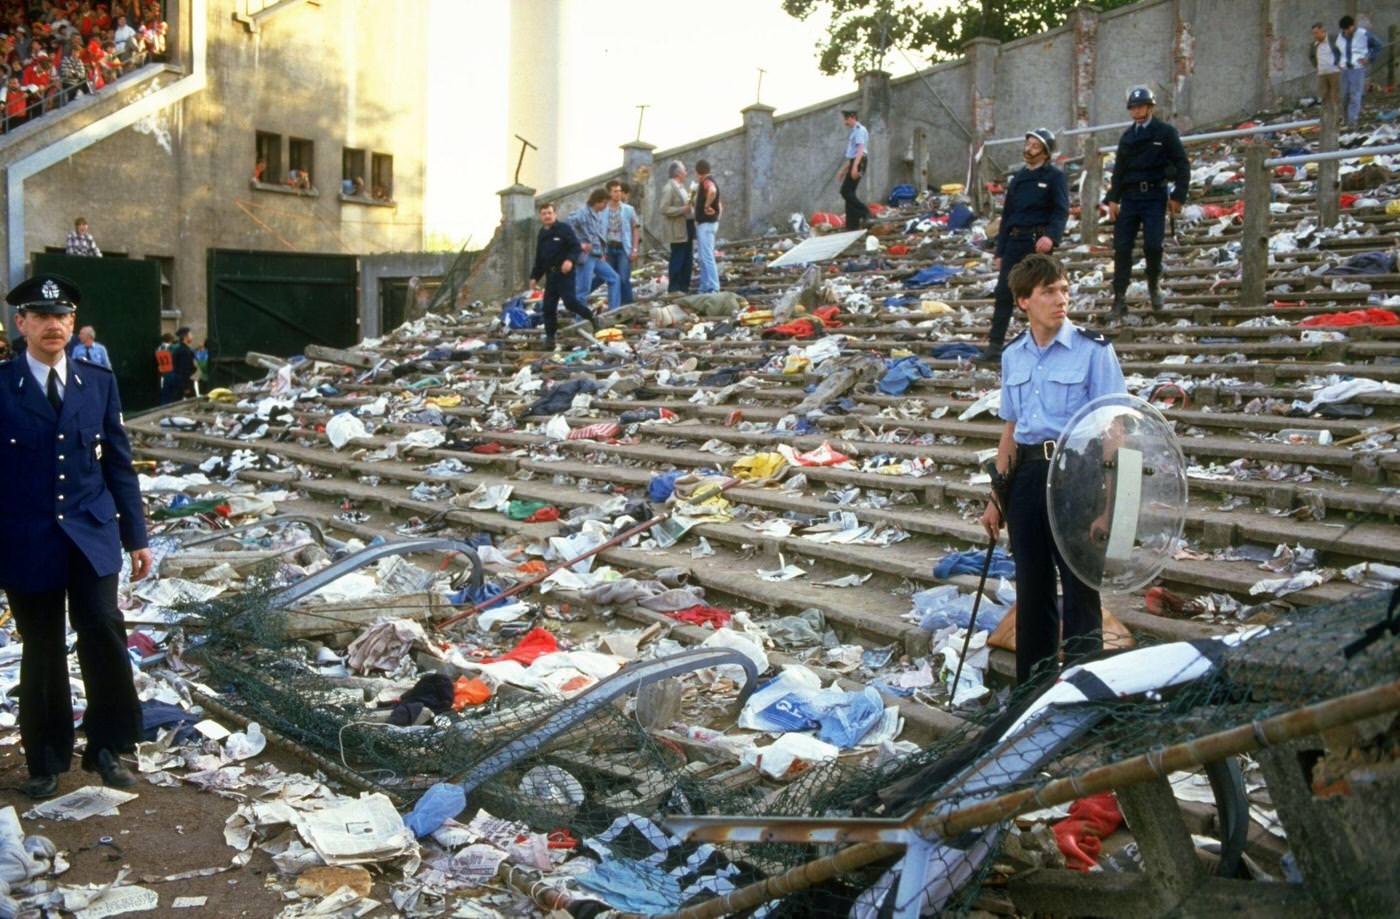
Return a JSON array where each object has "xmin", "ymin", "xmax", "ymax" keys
[
  {"xmin": 60, "ymin": 35, "xmax": 86, "ymax": 104},
  {"xmin": 76, "ymin": 325, "xmax": 110, "ymax": 367},
  {"xmin": 112, "ymin": 15, "xmax": 134, "ymax": 54},
  {"xmin": 565, "ymin": 189, "xmax": 622, "ymax": 312},
  {"xmin": 352, "ymin": 176, "xmax": 366, "ymax": 196},
  {"xmin": 252, "ymin": 156, "xmax": 266, "ymax": 183},
  {"xmin": 4, "ymin": 75, "xmax": 25, "ymax": 132},
  {"xmin": 65, "ymin": 217, "xmax": 102, "ymax": 256}
]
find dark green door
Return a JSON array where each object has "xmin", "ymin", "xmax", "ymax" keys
[
  {"xmin": 206, "ymin": 250, "xmax": 359, "ymax": 385},
  {"xmin": 31, "ymin": 253, "xmax": 162, "ymax": 411}
]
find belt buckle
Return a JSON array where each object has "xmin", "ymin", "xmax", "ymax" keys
[
  {"xmin": 1138, "ymin": 181, "xmax": 1151, "ymax": 192},
  {"xmin": 1042, "ymin": 441, "xmax": 1055, "ymax": 462}
]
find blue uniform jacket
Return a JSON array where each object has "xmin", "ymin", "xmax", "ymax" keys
[
  {"xmin": 0, "ymin": 356, "xmax": 147, "ymax": 592},
  {"xmin": 995, "ymin": 163, "xmax": 1070, "ymax": 258},
  {"xmin": 1105, "ymin": 117, "xmax": 1190, "ymax": 205}
]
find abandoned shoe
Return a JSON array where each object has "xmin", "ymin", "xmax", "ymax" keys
[
  {"xmin": 589, "ymin": 316, "xmax": 601, "ymax": 333},
  {"xmin": 95, "ymin": 750, "xmax": 136, "ymax": 789},
  {"xmin": 22, "ymin": 774, "xmax": 58, "ymax": 799},
  {"xmin": 542, "ymin": 336, "xmax": 556, "ymax": 352}
]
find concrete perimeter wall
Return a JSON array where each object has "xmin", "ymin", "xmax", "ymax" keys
[{"xmin": 477, "ymin": 0, "xmax": 1396, "ymax": 297}]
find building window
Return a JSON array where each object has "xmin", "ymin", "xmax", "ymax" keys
[
  {"xmin": 255, "ymin": 131, "xmax": 281, "ymax": 184},
  {"xmin": 342, "ymin": 147, "xmax": 366, "ymax": 196},
  {"xmin": 288, "ymin": 137, "xmax": 315, "ymax": 189},
  {"xmin": 371, "ymin": 153, "xmax": 393, "ymax": 201}
]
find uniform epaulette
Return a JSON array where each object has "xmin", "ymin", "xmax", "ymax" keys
[
  {"xmin": 74, "ymin": 357, "xmax": 113, "ymax": 372},
  {"xmin": 1077, "ymin": 327, "xmax": 1110, "ymax": 345},
  {"xmin": 1006, "ymin": 330, "xmax": 1028, "ymax": 348}
]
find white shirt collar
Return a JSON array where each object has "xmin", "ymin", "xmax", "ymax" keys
[{"xmin": 25, "ymin": 350, "xmax": 67, "ymax": 388}]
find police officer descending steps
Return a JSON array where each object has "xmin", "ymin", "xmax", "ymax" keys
[
  {"xmin": 1105, "ymin": 86, "xmax": 1190, "ymax": 323},
  {"xmin": 981, "ymin": 127, "xmax": 1069, "ymax": 363}
]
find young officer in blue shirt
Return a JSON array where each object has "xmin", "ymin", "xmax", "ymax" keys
[
  {"xmin": 982, "ymin": 127, "xmax": 1069, "ymax": 363},
  {"xmin": 980, "ymin": 254, "xmax": 1127, "ymax": 684}
]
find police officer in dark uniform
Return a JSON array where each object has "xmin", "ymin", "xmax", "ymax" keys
[
  {"xmin": 1105, "ymin": 86, "xmax": 1190, "ymax": 322},
  {"xmin": 1, "ymin": 274, "xmax": 152, "ymax": 798},
  {"xmin": 528, "ymin": 200, "xmax": 598, "ymax": 352},
  {"xmin": 981, "ymin": 127, "xmax": 1069, "ymax": 363},
  {"xmin": 980, "ymin": 254, "xmax": 1126, "ymax": 684}
]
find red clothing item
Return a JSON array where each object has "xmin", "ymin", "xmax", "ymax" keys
[
  {"xmin": 1300, "ymin": 308, "xmax": 1399, "ymax": 327},
  {"xmin": 761, "ymin": 318, "xmax": 819, "ymax": 340},
  {"xmin": 6, "ymin": 91, "xmax": 26, "ymax": 118},
  {"xmin": 811, "ymin": 306, "xmax": 843, "ymax": 328},
  {"xmin": 667, "ymin": 605, "xmax": 733, "ymax": 629},
  {"xmin": 481, "ymin": 627, "xmax": 559, "ymax": 665},
  {"xmin": 1052, "ymin": 793, "xmax": 1123, "ymax": 871},
  {"xmin": 524, "ymin": 506, "xmax": 560, "ymax": 523}
]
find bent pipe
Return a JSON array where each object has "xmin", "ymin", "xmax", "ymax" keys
[
  {"xmin": 266, "ymin": 537, "xmax": 484, "ymax": 608},
  {"xmin": 456, "ymin": 647, "xmax": 759, "ymax": 799},
  {"xmin": 176, "ymin": 514, "xmax": 328, "ymax": 548},
  {"xmin": 1204, "ymin": 756, "xmax": 1249, "ymax": 878}
]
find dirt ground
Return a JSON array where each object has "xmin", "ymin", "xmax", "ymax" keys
[{"xmin": 0, "ymin": 740, "xmax": 398, "ymax": 918}]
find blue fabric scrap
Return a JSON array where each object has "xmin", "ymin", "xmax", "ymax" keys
[
  {"xmin": 878, "ymin": 355, "xmax": 933, "ymax": 395},
  {"xmin": 934, "ymin": 547, "xmax": 1015, "ymax": 580}
]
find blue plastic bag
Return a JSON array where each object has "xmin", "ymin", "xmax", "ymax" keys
[
  {"xmin": 887, "ymin": 183, "xmax": 917, "ymax": 206},
  {"xmin": 402, "ymin": 782, "xmax": 465, "ymax": 837},
  {"xmin": 648, "ymin": 471, "xmax": 681, "ymax": 503}
]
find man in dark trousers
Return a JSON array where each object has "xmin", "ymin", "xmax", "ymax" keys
[
  {"xmin": 529, "ymin": 201, "xmax": 597, "ymax": 352},
  {"xmin": 837, "ymin": 110, "xmax": 871, "ymax": 230},
  {"xmin": 1, "ymin": 274, "xmax": 152, "ymax": 799},
  {"xmin": 1104, "ymin": 86, "xmax": 1190, "ymax": 322},
  {"xmin": 980, "ymin": 255, "xmax": 1126, "ymax": 684},
  {"xmin": 981, "ymin": 127, "xmax": 1068, "ymax": 363},
  {"xmin": 159, "ymin": 326, "xmax": 196, "ymax": 404}
]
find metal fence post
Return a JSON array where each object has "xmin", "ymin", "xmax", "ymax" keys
[
  {"xmin": 1241, "ymin": 145, "xmax": 1269, "ymax": 307},
  {"xmin": 1081, "ymin": 150, "xmax": 1102, "ymax": 247}
]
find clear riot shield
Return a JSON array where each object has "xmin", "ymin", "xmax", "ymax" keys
[{"xmin": 1046, "ymin": 394, "xmax": 1187, "ymax": 593}]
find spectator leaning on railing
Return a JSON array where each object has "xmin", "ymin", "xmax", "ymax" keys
[
  {"xmin": 65, "ymin": 217, "xmax": 102, "ymax": 257},
  {"xmin": 0, "ymin": 0, "xmax": 171, "ymax": 134}
]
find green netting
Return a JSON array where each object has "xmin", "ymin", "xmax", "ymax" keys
[{"xmin": 182, "ymin": 574, "xmax": 1398, "ymax": 917}]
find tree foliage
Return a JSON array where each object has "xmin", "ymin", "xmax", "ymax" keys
[{"xmin": 783, "ymin": 0, "xmax": 1139, "ymax": 75}]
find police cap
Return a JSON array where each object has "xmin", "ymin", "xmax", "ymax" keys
[
  {"xmin": 1025, "ymin": 127, "xmax": 1056, "ymax": 156},
  {"xmin": 5, "ymin": 274, "xmax": 81, "ymax": 315},
  {"xmin": 1126, "ymin": 85, "xmax": 1156, "ymax": 108}
]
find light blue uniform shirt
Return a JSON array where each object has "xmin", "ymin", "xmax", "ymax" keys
[
  {"xmin": 76, "ymin": 341, "xmax": 111, "ymax": 368},
  {"xmin": 998, "ymin": 320, "xmax": 1126, "ymax": 445},
  {"xmin": 845, "ymin": 122, "xmax": 869, "ymax": 160}
]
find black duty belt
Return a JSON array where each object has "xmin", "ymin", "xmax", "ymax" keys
[
  {"xmin": 1008, "ymin": 225, "xmax": 1047, "ymax": 238},
  {"xmin": 1132, "ymin": 180, "xmax": 1165, "ymax": 193},
  {"xmin": 1016, "ymin": 440, "xmax": 1057, "ymax": 464}
]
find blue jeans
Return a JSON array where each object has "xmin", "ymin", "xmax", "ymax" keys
[
  {"xmin": 1341, "ymin": 66, "xmax": 1365, "ymax": 124},
  {"xmin": 575, "ymin": 254, "xmax": 621, "ymax": 310},
  {"xmin": 668, "ymin": 241, "xmax": 693, "ymax": 293},
  {"xmin": 605, "ymin": 245, "xmax": 634, "ymax": 304},
  {"xmin": 695, "ymin": 222, "xmax": 719, "ymax": 292}
]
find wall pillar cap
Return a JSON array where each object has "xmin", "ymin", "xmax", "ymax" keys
[
  {"xmin": 741, "ymin": 103, "xmax": 777, "ymax": 115},
  {"xmin": 963, "ymin": 36, "xmax": 1001, "ymax": 51},
  {"xmin": 497, "ymin": 183, "xmax": 537, "ymax": 197},
  {"xmin": 620, "ymin": 140, "xmax": 657, "ymax": 152}
]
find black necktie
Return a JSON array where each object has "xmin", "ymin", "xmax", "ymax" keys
[{"xmin": 46, "ymin": 368, "xmax": 62, "ymax": 413}]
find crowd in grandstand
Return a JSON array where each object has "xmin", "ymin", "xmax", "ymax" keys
[{"xmin": 1, "ymin": 0, "xmax": 168, "ymax": 134}]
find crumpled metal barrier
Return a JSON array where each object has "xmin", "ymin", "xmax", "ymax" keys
[
  {"xmin": 176, "ymin": 514, "xmax": 330, "ymax": 548},
  {"xmin": 456, "ymin": 646, "xmax": 759, "ymax": 799},
  {"xmin": 266, "ymin": 537, "xmax": 484, "ymax": 608}
]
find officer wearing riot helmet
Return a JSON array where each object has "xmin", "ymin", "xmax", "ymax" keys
[
  {"xmin": 1104, "ymin": 86, "xmax": 1190, "ymax": 322},
  {"xmin": 982, "ymin": 127, "xmax": 1069, "ymax": 363}
]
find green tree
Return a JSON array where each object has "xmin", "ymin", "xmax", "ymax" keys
[{"xmin": 783, "ymin": 0, "xmax": 1139, "ymax": 75}]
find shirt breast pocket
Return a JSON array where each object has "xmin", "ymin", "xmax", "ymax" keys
[
  {"xmin": 1045, "ymin": 367, "xmax": 1088, "ymax": 417},
  {"xmin": 0, "ymin": 427, "xmax": 38, "ymax": 482},
  {"xmin": 1004, "ymin": 366, "xmax": 1032, "ymax": 420}
]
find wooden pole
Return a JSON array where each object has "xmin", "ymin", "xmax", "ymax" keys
[
  {"xmin": 1318, "ymin": 89, "xmax": 1341, "ymax": 228},
  {"xmin": 1082, "ymin": 149, "xmax": 1103, "ymax": 247},
  {"xmin": 1240, "ymin": 144, "xmax": 1270, "ymax": 308}
]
